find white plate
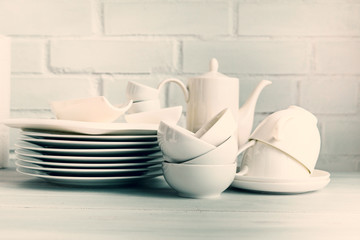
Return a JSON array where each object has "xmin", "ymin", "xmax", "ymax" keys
[
  {"xmin": 20, "ymin": 136, "xmax": 158, "ymax": 149},
  {"xmin": 16, "ymin": 160, "xmax": 162, "ymax": 176},
  {"xmin": 21, "ymin": 130, "xmax": 158, "ymax": 141},
  {"xmin": 231, "ymin": 170, "xmax": 330, "ymax": 194},
  {"xmin": 4, "ymin": 118, "xmax": 158, "ymax": 135},
  {"xmin": 17, "ymin": 167, "xmax": 163, "ymax": 186},
  {"xmin": 16, "ymin": 141, "xmax": 160, "ymax": 156},
  {"xmin": 16, "ymin": 155, "xmax": 163, "ymax": 168},
  {"xmin": 16, "ymin": 149, "xmax": 163, "ymax": 163}
]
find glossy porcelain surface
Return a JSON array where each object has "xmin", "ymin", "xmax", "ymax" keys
[
  {"xmin": 127, "ymin": 99, "xmax": 161, "ymax": 114},
  {"xmin": 51, "ymin": 96, "xmax": 132, "ymax": 123},
  {"xmin": 183, "ymin": 135, "xmax": 238, "ymax": 165},
  {"xmin": 238, "ymin": 141, "xmax": 310, "ymax": 179},
  {"xmin": 126, "ymin": 81, "xmax": 159, "ymax": 101},
  {"xmin": 162, "ymin": 162, "xmax": 237, "ymax": 199},
  {"xmin": 249, "ymin": 105, "xmax": 321, "ymax": 173},
  {"xmin": 125, "ymin": 106, "xmax": 182, "ymax": 125},
  {"xmin": 157, "ymin": 121, "xmax": 216, "ymax": 163},
  {"xmin": 194, "ymin": 108, "xmax": 236, "ymax": 147}
]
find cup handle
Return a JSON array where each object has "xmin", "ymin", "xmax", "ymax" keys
[
  {"xmin": 237, "ymin": 139, "xmax": 255, "ymax": 156},
  {"xmin": 234, "ymin": 140, "xmax": 255, "ymax": 177},
  {"xmin": 157, "ymin": 78, "xmax": 189, "ymax": 102},
  {"xmin": 236, "ymin": 165, "xmax": 249, "ymax": 177}
]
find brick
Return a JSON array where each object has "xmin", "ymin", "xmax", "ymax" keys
[
  {"xmin": 50, "ymin": 40, "xmax": 174, "ymax": 73},
  {"xmin": 240, "ymin": 77, "xmax": 298, "ymax": 113},
  {"xmin": 316, "ymin": 41, "xmax": 360, "ymax": 74},
  {"xmin": 183, "ymin": 41, "xmax": 309, "ymax": 74},
  {"xmin": 104, "ymin": 2, "xmax": 230, "ymax": 35},
  {"xmin": 322, "ymin": 121, "xmax": 360, "ymax": 155},
  {"xmin": 11, "ymin": 40, "xmax": 44, "ymax": 73},
  {"xmin": 11, "ymin": 77, "xmax": 97, "ymax": 109},
  {"xmin": 299, "ymin": 78, "xmax": 358, "ymax": 114},
  {"xmin": 238, "ymin": 3, "xmax": 360, "ymax": 36},
  {"xmin": 0, "ymin": 0, "xmax": 92, "ymax": 36}
]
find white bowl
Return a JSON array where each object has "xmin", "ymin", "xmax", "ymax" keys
[
  {"xmin": 126, "ymin": 81, "xmax": 159, "ymax": 102},
  {"xmin": 194, "ymin": 108, "xmax": 236, "ymax": 147},
  {"xmin": 125, "ymin": 106, "xmax": 182, "ymax": 125},
  {"xmin": 162, "ymin": 162, "xmax": 237, "ymax": 198},
  {"xmin": 157, "ymin": 121, "xmax": 216, "ymax": 163},
  {"xmin": 238, "ymin": 140, "xmax": 310, "ymax": 179},
  {"xmin": 51, "ymin": 96, "xmax": 132, "ymax": 123},
  {"xmin": 127, "ymin": 99, "xmax": 161, "ymax": 114},
  {"xmin": 183, "ymin": 135, "xmax": 238, "ymax": 165},
  {"xmin": 249, "ymin": 105, "xmax": 321, "ymax": 174}
]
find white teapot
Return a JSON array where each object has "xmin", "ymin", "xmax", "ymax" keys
[{"xmin": 158, "ymin": 58, "xmax": 271, "ymax": 146}]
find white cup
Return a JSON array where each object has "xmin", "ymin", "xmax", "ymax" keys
[
  {"xmin": 127, "ymin": 99, "xmax": 161, "ymax": 114},
  {"xmin": 237, "ymin": 140, "xmax": 310, "ymax": 180}
]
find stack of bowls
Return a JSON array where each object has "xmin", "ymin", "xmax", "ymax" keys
[
  {"xmin": 157, "ymin": 108, "xmax": 238, "ymax": 198},
  {"xmin": 125, "ymin": 81, "xmax": 182, "ymax": 124}
]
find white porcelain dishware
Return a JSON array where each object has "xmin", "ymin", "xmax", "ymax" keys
[
  {"xmin": 16, "ymin": 148, "xmax": 162, "ymax": 163},
  {"xmin": 125, "ymin": 106, "xmax": 183, "ymax": 125},
  {"xmin": 17, "ymin": 166, "xmax": 162, "ymax": 187},
  {"xmin": 232, "ymin": 169, "xmax": 330, "ymax": 194},
  {"xmin": 157, "ymin": 121, "xmax": 216, "ymax": 163},
  {"xmin": 248, "ymin": 105, "xmax": 321, "ymax": 174},
  {"xmin": 51, "ymin": 96, "xmax": 133, "ymax": 123},
  {"xmin": 21, "ymin": 130, "xmax": 158, "ymax": 141},
  {"xmin": 3, "ymin": 118, "xmax": 158, "ymax": 135},
  {"xmin": 194, "ymin": 108, "xmax": 236, "ymax": 147},
  {"xmin": 183, "ymin": 135, "xmax": 238, "ymax": 165},
  {"xmin": 237, "ymin": 140, "xmax": 310, "ymax": 179},
  {"xmin": 126, "ymin": 79, "xmax": 189, "ymax": 102},
  {"xmin": 127, "ymin": 99, "xmax": 161, "ymax": 114},
  {"xmin": 162, "ymin": 161, "xmax": 237, "ymax": 198},
  {"xmin": 155, "ymin": 59, "xmax": 271, "ymax": 147}
]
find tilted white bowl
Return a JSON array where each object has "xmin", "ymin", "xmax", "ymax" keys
[
  {"xmin": 157, "ymin": 121, "xmax": 216, "ymax": 163},
  {"xmin": 183, "ymin": 135, "xmax": 238, "ymax": 165},
  {"xmin": 162, "ymin": 162, "xmax": 237, "ymax": 198},
  {"xmin": 125, "ymin": 106, "xmax": 182, "ymax": 125},
  {"xmin": 194, "ymin": 108, "xmax": 237, "ymax": 147}
]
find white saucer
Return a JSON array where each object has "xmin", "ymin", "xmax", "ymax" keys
[
  {"xmin": 231, "ymin": 169, "xmax": 330, "ymax": 194},
  {"xmin": 4, "ymin": 118, "xmax": 158, "ymax": 135}
]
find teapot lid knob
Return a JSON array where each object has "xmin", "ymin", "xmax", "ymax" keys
[{"xmin": 210, "ymin": 58, "xmax": 219, "ymax": 72}]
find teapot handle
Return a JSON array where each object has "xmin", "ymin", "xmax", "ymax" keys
[{"xmin": 157, "ymin": 78, "xmax": 189, "ymax": 102}]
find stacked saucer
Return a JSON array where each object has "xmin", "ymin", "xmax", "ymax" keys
[{"xmin": 7, "ymin": 119, "xmax": 164, "ymax": 187}]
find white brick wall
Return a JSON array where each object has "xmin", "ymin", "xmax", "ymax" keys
[{"xmin": 3, "ymin": 0, "xmax": 360, "ymax": 172}]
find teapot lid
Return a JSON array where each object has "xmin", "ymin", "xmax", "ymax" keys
[{"xmin": 195, "ymin": 58, "xmax": 237, "ymax": 80}]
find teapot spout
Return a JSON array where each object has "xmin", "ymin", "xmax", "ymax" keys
[{"xmin": 238, "ymin": 80, "xmax": 272, "ymax": 147}]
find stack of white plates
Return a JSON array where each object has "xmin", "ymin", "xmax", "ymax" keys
[{"xmin": 7, "ymin": 119, "xmax": 164, "ymax": 187}]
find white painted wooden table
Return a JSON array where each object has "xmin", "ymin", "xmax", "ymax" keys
[{"xmin": 1, "ymin": 165, "xmax": 359, "ymax": 240}]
